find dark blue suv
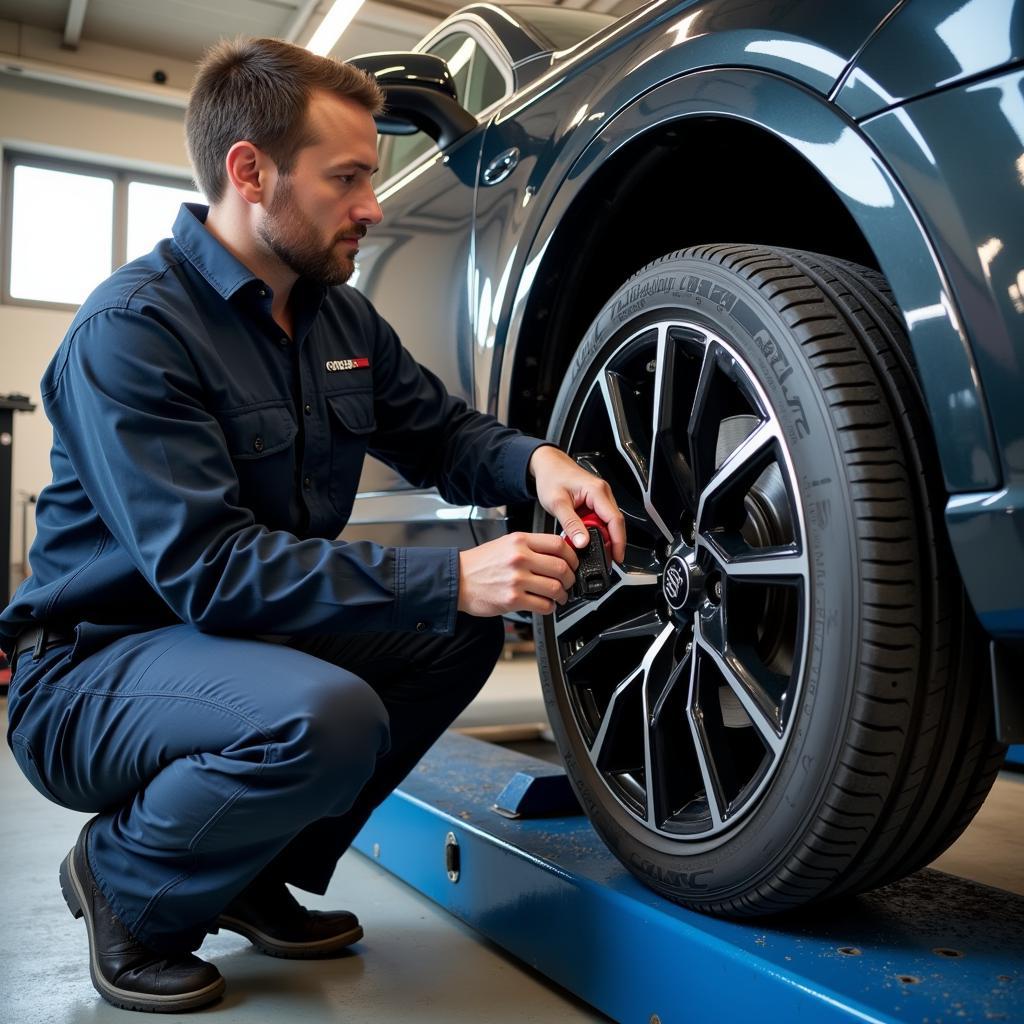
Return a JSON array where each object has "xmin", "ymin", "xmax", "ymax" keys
[{"xmin": 346, "ymin": 0, "xmax": 1023, "ymax": 915}]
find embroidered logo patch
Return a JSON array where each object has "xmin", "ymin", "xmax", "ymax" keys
[{"xmin": 325, "ymin": 357, "xmax": 370, "ymax": 372}]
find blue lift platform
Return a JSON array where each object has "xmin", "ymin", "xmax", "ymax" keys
[{"xmin": 353, "ymin": 732, "xmax": 1023, "ymax": 1024}]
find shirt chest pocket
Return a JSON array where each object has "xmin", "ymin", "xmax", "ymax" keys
[
  {"xmin": 327, "ymin": 389, "xmax": 376, "ymax": 522},
  {"xmin": 220, "ymin": 403, "xmax": 298, "ymax": 528}
]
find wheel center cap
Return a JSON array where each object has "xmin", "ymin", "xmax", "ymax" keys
[{"xmin": 663, "ymin": 553, "xmax": 702, "ymax": 611}]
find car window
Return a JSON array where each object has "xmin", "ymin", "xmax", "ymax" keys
[
  {"xmin": 466, "ymin": 42, "xmax": 506, "ymax": 113},
  {"xmin": 378, "ymin": 31, "xmax": 510, "ymax": 183}
]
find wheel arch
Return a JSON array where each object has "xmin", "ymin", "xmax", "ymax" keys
[{"xmin": 497, "ymin": 68, "xmax": 999, "ymax": 524}]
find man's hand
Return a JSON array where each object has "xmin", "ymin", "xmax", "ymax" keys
[
  {"xmin": 458, "ymin": 533, "xmax": 579, "ymax": 616},
  {"xmin": 528, "ymin": 445, "xmax": 627, "ymax": 564}
]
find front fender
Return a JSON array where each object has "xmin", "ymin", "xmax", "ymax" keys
[{"xmin": 495, "ymin": 68, "xmax": 999, "ymax": 495}]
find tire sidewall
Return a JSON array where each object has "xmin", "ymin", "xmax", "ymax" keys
[{"xmin": 535, "ymin": 255, "xmax": 862, "ymax": 901}]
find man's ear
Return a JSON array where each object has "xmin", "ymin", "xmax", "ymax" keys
[{"xmin": 223, "ymin": 141, "xmax": 273, "ymax": 205}]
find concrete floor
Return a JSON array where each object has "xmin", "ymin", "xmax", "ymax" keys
[{"xmin": 0, "ymin": 651, "xmax": 1021, "ymax": 1023}]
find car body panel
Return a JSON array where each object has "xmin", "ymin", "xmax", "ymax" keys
[
  {"xmin": 346, "ymin": 0, "xmax": 1023, "ymax": 644},
  {"xmin": 948, "ymin": 489, "xmax": 1024, "ymax": 637},
  {"xmin": 501, "ymin": 0, "xmax": 899, "ymax": 114},
  {"xmin": 859, "ymin": 67, "xmax": 1024, "ymax": 637},
  {"xmin": 344, "ymin": 489, "xmax": 480, "ymax": 548},
  {"xmin": 471, "ymin": 0, "xmax": 903, "ymax": 428},
  {"xmin": 349, "ymin": 0, "xmax": 896, "ymax": 523},
  {"xmin": 860, "ymin": 70, "xmax": 1024, "ymax": 490},
  {"xmin": 835, "ymin": 0, "xmax": 1024, "ymax": 121},
  {"xmin": 485, "ymin": 69, "xmax": 999, "ymax": 494}
]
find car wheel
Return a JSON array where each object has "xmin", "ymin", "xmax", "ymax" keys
[{"xmin": 533, "ymin": 244, "xmax": 1005, "ymax": 916}]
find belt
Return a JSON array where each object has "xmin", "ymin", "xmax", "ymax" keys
[{"xmin": 11, "ymin": 626, "xmax": 76, "ymax": 671}]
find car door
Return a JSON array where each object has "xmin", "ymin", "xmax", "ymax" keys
[{"xmin": 345, "ymin": 23, "xmax": 513, "ymax": 547}]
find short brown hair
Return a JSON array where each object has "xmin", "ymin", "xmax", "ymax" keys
[{"xmin": 186, "ymin": 37, "xmax": 383, "ymax": 203}]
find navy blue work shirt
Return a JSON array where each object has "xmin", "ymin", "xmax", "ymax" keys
[{"xmin": 0, "ymin": 204, "xmax": 546, "ymax": 653}]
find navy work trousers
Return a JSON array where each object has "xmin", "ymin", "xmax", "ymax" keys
[{"xmin": 6, "ymin": 613, "xmax": 504, "ymax": 953}]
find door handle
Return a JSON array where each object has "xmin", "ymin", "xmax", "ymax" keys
[{"xmin": 481, "ymin": 147, "xmax": 520, "ymax": 185}]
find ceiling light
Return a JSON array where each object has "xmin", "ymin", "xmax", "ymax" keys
[{"xmin": 306, "ymin": 0, "xmax": 366, "ymax": 56}]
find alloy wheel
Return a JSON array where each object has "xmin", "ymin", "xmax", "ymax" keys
[{"xmin": 551, "ymin": 318, "xmax": 810, "ymax": 842}]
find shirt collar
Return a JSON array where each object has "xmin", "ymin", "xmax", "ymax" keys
[
  {"xmin": 172, "ymin": 203, "xmax": 260, "ymax": 302},
  {"xmin": 172, "ymin": 203, "xmax": 329, "ymax": 324}
]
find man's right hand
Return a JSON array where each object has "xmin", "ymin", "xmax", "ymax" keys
[{"xmin": 457, "ymin": 533, "xmax": 580, "ymax": 616}]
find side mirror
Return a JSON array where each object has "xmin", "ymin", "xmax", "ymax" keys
[{"xmin": 348, "ymin": 52, "xmax": 478, "ymax": 149}]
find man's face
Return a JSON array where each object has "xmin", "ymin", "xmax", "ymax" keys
[{"xmin": 257, "ymin": 90, "xmax": 382, "ymax": 286}]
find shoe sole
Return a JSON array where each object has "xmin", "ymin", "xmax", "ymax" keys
[
  {"xmin": 60, "ymin": 847, "xmax": 226, "ymax": 1013},
  {"xmin": 211, "ymin": 915, "xmax": 364, "ymax": 959}
]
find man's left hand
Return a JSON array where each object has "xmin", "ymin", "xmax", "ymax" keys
[{"xmin": 528, "ymin": 445, "xmax": 627, "ymax": 564}]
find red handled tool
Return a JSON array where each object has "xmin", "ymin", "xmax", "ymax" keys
[{"xmin": 562, "ymin": 511, "xmax": 612, "ymax": 597}]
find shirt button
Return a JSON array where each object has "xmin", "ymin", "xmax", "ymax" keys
[
  {"xmin": 279, "ymin": 337, "xmax": 289, "ymax": 347},
  {"xmin": 257, "ymin": 288, "xmax": 266, "ymax": 298},
  {"xmin": 304, "ymin": 403, "xmax": 312, "ymax": 416},
  {"xmin": 303, "ymin": 475, "xmax": 312, "ymax": 489},
  {"xmin": 416, "ymin": 621, "xmax": 428, "ymax": 632},
  {"xmin": 253, "ymin": 436, "xmax": 264, "ymax": 453}
]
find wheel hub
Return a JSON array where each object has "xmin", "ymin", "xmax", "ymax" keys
[{"xmin": 662, "ymin": 549, "xmax": 704, "ymax": 615}]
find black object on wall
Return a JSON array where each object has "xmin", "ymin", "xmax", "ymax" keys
[{"xmin": 1, "ymin": 393, "xmax": 36, "ymax": 610}]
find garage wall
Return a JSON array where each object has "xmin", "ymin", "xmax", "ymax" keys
[{"xmin": 0, "ymin": 73, "xmax": 191, "ymax": 595}]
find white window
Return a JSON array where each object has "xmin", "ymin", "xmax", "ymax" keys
[
  {"xmin": 9, "ymin": 164, "xmax": 115, "ymax": 306},
  {"xmin": 3, "ymin": 153, "xmax": 202, "ymax": 309},
  {"xmin": 126, "ymin": 180, "xmax": 204, "ymax": 263}
]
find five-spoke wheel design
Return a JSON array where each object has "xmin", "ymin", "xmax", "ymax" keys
[{"xmin": 550, "ymin": 319, "xmax": 809, "ymax": 841}]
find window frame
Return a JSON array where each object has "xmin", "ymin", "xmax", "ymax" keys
[{"xmin": 1, "ymin": 150, "xmax": 199, "ymax": 311}]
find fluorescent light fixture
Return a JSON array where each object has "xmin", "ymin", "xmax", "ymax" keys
[{"xmin": 306, "ymin": 0, "xmax": 365, "ymax": 55}]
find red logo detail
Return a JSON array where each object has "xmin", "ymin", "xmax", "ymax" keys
[{"xmin": 325, "ymin": 357, "xmax": 370, "ymax": 372}]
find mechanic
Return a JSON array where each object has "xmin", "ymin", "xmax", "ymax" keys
[{"xmin": 0, "ymin": 37, "xmax": 625, "ymax": 1014}]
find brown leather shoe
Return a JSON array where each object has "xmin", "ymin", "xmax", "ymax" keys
[
  {"xmin": 210, "ymin": 878, "xmax": 363, "ymax": 959},
  {"xmin": 60, "ymin": 818, "xmax": 225, "ymax": 1013}
]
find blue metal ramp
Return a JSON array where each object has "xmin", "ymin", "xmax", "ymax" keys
[{"xmin": 352, "ymin": 732, "xmax": 1023, "ymax": 1024}]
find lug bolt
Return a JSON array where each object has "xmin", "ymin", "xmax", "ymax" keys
[
  {"xmin": 646, "ymin": 360, "xmax": 657, "ymax": 373},
  {"xmin": 714, "ymin": 580, "xmax": 722, "ymax": 600}
]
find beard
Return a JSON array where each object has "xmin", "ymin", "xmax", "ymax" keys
[{"xmin": 257, "ymin": 176, "xmax": 365, "ymax": 287}]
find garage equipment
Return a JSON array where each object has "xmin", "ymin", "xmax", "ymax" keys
[
  {"xmin": 0, "ymin": 393, "xmax": 35, "ymax": 610},
  {"xmin": 353, "ymin": 732, "xmax": 1023, "ymax": 1024}
]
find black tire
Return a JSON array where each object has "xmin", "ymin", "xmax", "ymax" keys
[{"xmin": 533, "ymin": 244, "xmax": 1005, "ymax": 917}]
